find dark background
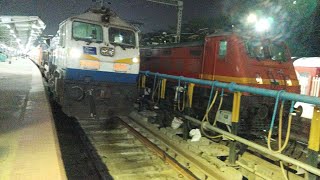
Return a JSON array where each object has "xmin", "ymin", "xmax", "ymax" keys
[{"xmin": 0, "ymin": 0, "xmax": 319, "ymax": 57}]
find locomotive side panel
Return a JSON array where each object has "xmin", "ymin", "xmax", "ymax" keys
[
  {"xmin": 201, "ymin": 35, "xmax": 247, "ymax": 83},
  {"xmin": 140, "ymin": 44, "xmax": 203, "ymax": 79},
  {"xmin": 140, "ymin": 32, "xmax": 301, "ymax": 137},
  {"xmin": 200, "ymin": 34, "xmax": 300, "ymax": 94}
]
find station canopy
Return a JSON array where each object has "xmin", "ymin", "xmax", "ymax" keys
[{"xmin": 0, "ymin": 16, "xmax": 45, "ymax": 52}]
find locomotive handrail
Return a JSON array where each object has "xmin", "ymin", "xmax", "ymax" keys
[
  {"xmin": 140, "ymin": 71, "xmax": 320, "ymax": 106},
  {"xmin": 140, "ymin": 70, "xmax": 320, "ymax": 178}
]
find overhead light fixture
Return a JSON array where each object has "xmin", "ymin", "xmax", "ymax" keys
[
  {"xmin": 1, "ymin": 17, "xmax": 11, "ymax": 23},
  {"xmin": 32, "ymin": 24, "xmax": 43, "ymax": 29},
  {"xmin": 255, "ymin": 17, "xmax": 273, "ymax": 32},
  {"xmin": 32, "ymin": 24, "xmax": 38, "ymax": 28}
]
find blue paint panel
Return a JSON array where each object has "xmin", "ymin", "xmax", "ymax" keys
[
  {"xmin": 83, "ymin": 46, "xmax": 97, "ymax": 55},
  {"xmin": 65, "ymin": 68, "xmax": 138, "ymax": 84}
]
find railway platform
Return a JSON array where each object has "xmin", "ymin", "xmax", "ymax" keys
[{"xmin": 0, "ymin": 57, "xmax": 66, "ymax": 179}]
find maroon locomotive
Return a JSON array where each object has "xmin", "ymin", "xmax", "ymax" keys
[{"xmin": 140, "ymin": 31, "xmax": 300, "ymax": 135}]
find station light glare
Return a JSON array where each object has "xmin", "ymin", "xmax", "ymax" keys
[
  {"xmin": 28, "ymin": 46, "xmax": 41, "ymax": 58},
  {"xmin": 38, "ymin": 21, "xmax": 45, "ymax": 29},
  {"xmin": 247, "ymin": 13, "xmax": 258, "ymax": 24},
  {"xmin": 32, "ymin": 24, "xmax": 44, "ymax": 29},
  {"xmin": 0, "ymin": 43, "xmax": 7, "ymax": 48},
  {"xmin": 1, "ymin": 17, "xmax": 11, "ymax": 23},
  {"xmin": 31, "ymin": 24, "xmax": 38, "ymax": 29}
]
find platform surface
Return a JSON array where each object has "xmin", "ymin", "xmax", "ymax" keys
[{"xmin": 0, "ymin": 57, "xmax": 66, "ymax": 179}]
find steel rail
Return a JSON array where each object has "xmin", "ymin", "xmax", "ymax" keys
[
  {"xmin": 183, "ymin": 115, "xmax": 320, "ymax": 177},
  {"xmin": 113, "ymin": 116, "xmax": 197, "ymax": 180},
  {"xmin": 126, "ymin": 114, "xmax": 242, "ymax": 180}
]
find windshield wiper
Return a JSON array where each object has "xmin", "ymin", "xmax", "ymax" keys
[
  {"xmin": 85, "ymin": 39, "xmax": 93, "ymax": 45},
  {"xmin": 85, "ymin": 39, "xmax": 103, "ymax": 45}
]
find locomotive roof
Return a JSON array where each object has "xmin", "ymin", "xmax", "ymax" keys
[
  {"xmin": 206, "ymin": 31, "xmax": 234, "ymax": 37},
  {"xmin": 294, "ymin": 57, "xmax": 320, "ymax": 67},
  {"xmin": 140, "ymin": 41, "xmax": 204, "ymax": 49},
  {"xmin": 141, "ymin": 32, "xmax": 238, "ymax": 49},
  {"xmin": 61, "ymin": 8, "xmax": 136, "ymax": 31}
]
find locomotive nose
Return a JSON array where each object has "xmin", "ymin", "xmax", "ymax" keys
[{"xmin": 253, "ymin": 66, "xmax": 297, "ymax": 92}]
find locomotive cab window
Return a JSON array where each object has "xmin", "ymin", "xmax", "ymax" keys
[
  {"xmin": 72, "ymin": 21, "xmax": 103, "ymax": 43},
  {"xmin": 109, "ymin": 27, "xmax": 136, "ymax": 48},
  {"xmin": 246, "ymin": 40, "xmax": 287, "ymax": 62},
  {"xmin": 218, "ymin": 40, "xmax": 227, "ymax": 59}
]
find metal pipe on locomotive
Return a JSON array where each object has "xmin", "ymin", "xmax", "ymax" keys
[{"xmin": 41, "ymin": 7, "xmax": 140, "ymax": 118}]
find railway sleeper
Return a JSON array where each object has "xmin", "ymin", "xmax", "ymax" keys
[
  {"xmin": 112, "ymin": 169, "xmax": 185, "ymax": 180},
  {"xmin": 126, "ymin": 113, "xmax": 243, "ymax": 180},
  {"xmin": 129, "ymin": 110, "xmax": 305, "ymax": 180}
]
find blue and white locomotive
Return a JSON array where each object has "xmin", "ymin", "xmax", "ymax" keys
[{"xmin": 48, "ymin": 8, "xmax": 140, "ymax": 118}]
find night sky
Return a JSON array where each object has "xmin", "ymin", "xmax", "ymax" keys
[{"xmin": 0, "ymin": 0, "xmax": 226, "ymax": 35}]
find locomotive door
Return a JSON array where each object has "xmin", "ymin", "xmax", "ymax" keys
[{"xmin": 201, "ymin": 36, "xmax": 227, "ymax": 81}]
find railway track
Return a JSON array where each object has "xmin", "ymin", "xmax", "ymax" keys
[
  {"xmin": 77, "ymin": 116, "xmax": 194, "ymax": 180},
  {"xmin": 74, "ymin": 110, "xmax": 305, "ymax": 180}
]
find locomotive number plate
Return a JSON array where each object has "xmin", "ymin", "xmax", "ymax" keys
[{"xmin": 113, "ymin": 63, "xmax": 128, "ymax": 71}]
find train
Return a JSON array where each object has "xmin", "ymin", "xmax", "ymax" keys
[
  {"xmin": 39, "ymin": 7, "xmax": 140, "ymax": 118},
  {"xmin": 140, "ymin": 31, "xmax": 301, "ymax": 136},
  {"xmin": 34, "ymin": 6, "xmax": 302, "ymax": 137},
  {"xmin": 294, "ymin": 57, "xmax": 320, "ymax": 97}
]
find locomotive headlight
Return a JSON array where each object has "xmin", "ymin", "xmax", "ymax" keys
[
  {"xmin": 286, "ymin": 78, "xmax": 293, "ymax": 86},
  {"xmin": 69, "ymin": 48, "xmax": 82, "ymax": 59},
  {"xmin": 256, "ymin": 74, "xmax": 263, "ymax": 84},
  {"xmin": 100, "ymin": 47, "xmax": 115, "ymax": 56},
  {"xmin": 132, "ymin": 57, "xmax": 139, "ymax": 63}
]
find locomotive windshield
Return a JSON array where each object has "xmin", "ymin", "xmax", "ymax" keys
[
  {"xmin": 72, "ymin": 21, "xmax": 103, "ymax": 43},
  {"xmin": 245, "ymin": 40, "xmax": 287, "ymax": 62},
  {"xmin": 109, "ymin": 27, "xmax": 136, "ymax": 48}
]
